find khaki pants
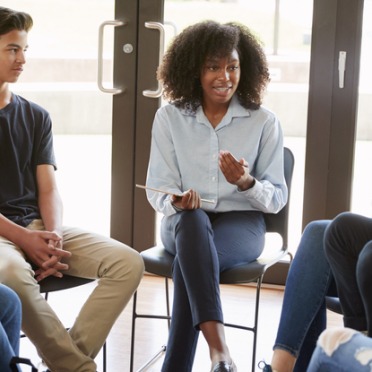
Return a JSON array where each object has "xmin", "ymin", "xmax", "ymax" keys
[{"xmin": 0, "ymin": 220, "xmax": 144, "ymax": 372}]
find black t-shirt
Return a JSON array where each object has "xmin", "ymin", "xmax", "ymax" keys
[{"xmin": 0, "ymin": 94, "xmax": 57, "ymax": 227}]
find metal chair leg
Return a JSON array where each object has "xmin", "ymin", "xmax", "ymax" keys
[
  {"xmin": 130, "ymin": 278, "xmax": 171, "ymax": 372},
  {"xmin": 102, "ymin": 341, "xmax": 107, "ymax": 372},
  {"xmin": 130, "ymin": 291, "xmax": 138, "ymax": 372},
  {"xmin": 165, "ymin": 278, "xmax": 171, "ymax": 330},
  {"xmin": 135, "ymin": 345, "xmax": 166, "ymax": 372},
  {"xmin": 251, "ymin": 276, "xmax": 263, "ymax": 372}
]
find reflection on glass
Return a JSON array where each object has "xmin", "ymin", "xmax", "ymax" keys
[
  {"xmin": 352, "ymin": 0, "xmax": 372, "ymax": 215},
  {"xmin": 6, "ymin": 0, "xmax": 115, "ymax": 235}
]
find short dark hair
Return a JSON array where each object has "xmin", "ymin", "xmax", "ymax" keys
[
  {"xmin": 0, "ymin": 7, "xmax": 33, "ymax": 36},
  {"xmin": 157, "ymin": 20, "xmax": 270, "ymax": 112}
]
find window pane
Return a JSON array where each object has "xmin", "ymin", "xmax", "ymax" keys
[
  {"xmin": 6, "ymin": 0, "xmax": 115, "ymax": 235},
  {"xmin": 352, "ymin": 0, "xmax": 372, "ymax": 216}
]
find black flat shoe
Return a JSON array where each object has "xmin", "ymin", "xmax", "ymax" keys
[{"xmin": 211, "ymin": 360, "xmax": 237, "ymax": 372}]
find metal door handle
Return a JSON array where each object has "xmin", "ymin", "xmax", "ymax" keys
[
  {"xmin": 338, "ymin": 51, "xmax": 346, "ymax": 89},
  {"xmin": 143, "ymin": 21, "xmax": 165, "ymax": 98},
  {"xmin": 98, "ymin": 20, "xmax": 125, "ymax": 94}
]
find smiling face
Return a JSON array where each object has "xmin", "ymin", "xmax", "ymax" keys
[
  {"xmin": 200, "ymin": 48, "xmax": 240, "ymax": 109},
  {"xmin": 0, "ymin": 29, "xmax": 28, "ymax": 85}
]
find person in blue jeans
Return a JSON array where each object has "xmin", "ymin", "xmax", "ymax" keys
[
  {"xmin": 259, "ymin": 220, "xmax": 337, "ymax": 372},
  {"xmin": 307, "ymin": 212, "xmax": 372, "ymax": 371},
  {"xmin": 261, "ymin": 211, "xmax": 372, "ymax": 372},
  {"xmin": 0, "ymin": 284, "xmax": 22, "ymax": 372},
  {"xmin": 307, "ymin": 327, "xmax": 372, "ymax": 372}
]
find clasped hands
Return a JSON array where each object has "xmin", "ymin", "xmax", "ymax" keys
[
  {"xmin": 22, "ymin": 229, "xmax": 71, "ymax": 282},
  {"xmin": 171, "ymin": 150, "xmax": 254, "ymax": 210}
]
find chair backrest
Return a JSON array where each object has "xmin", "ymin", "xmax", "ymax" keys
[{"xmin": 264, "ymin": 147, "xmax": 295, "ymax": 250}]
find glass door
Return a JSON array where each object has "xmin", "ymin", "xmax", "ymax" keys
[
  {"xmin": 351, "ymin": 0, "xmax": 372, "ymax": 215},
  {"xmin": 9, "ymin": 0, "xmax": 366, "ymax": 256},
  {"xmin": 6, "ymin": 0, "xmax": 116, "ymax": 236},
  {"xmin": 6, "ymin": 0, "xmax": 164, "ymax": 249}
]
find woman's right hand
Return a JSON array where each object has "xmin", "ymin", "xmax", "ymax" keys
[{"xmin": 171, "ymin": 189, "xmax": 201, "ymax": 210}]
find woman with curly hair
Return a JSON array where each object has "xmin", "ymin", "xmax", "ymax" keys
[{"xmin": 145, "ymin": 20, "xmax": 287, "ymax": 372}]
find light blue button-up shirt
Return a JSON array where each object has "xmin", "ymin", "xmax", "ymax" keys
[{"xmin": 146, "ymin": 96, "xmax": 288, "ymax": 216}]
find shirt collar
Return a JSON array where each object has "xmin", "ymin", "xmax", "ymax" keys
[{"xmin": 193, "ymin": 95, "xmax": 251, "ymax": 129}]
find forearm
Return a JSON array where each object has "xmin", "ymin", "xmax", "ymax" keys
[
  {"xmin": 0, "ymin": 213, "xmax": 29, "ymax": 246},
  {"xmin": 38, "ymin": 190, "xmax": 63, "ymax": 235},
  {"xmin": 36, "ymin": 191, "xmax": 70, "ymax": 278}
]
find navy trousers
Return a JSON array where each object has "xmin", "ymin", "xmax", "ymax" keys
[{"xmin": 160, "ymin": 209, "xmax": 265, "ymax": 372}]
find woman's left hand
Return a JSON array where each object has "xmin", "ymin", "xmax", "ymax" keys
[
  {"xmin": 171, "ymin": 189, "xmax": 201, "ymax": 210},
  {"xmin": 219, "ymin": 150, "xmax": 255, "ymax": 190}
]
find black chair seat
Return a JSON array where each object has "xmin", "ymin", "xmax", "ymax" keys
[
  {"xmin": 140, "ymin": 247, "xmax": 173, "ymax": 278},
  {"xmin": 326, "ymin": 296, "xmax": 343, "ymax": 314},
  {"xmin": 220, "ymin": 251, "xmax": 288, "ymax": 284},
  {"xmin": 39, "ymin": 275, "xmax": 95, "ymax": 293}
]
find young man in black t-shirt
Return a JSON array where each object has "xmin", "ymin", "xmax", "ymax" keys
[{"xmin": 0, "ymin": 7, "xmax": 144, "ymax": 371}]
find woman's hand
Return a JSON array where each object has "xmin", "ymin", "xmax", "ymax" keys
[
  {"xmin": 219, "ymin": 150, "xmax": 255, "ymax": 190},
  {"xmin": 171, "ymin": 189, "xmax": 201, "ymax": 210}
]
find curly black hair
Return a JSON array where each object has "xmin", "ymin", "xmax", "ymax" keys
[
  {"xmin": 157, "ymin": 20, "xmax": 270, "ymax": 112},
  {"xmin": 0, "ymin": 7, "xmax": 33, "ymax": 36}
]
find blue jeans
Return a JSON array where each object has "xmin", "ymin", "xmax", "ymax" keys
[
  {"xmin": 273, "ymin": 220, "xmax": 337, "ymax": 371},
  {"xmin": 0, "ymin": 284, "xmax": 22, "ymax": 372},
  {"xmin": 324, "ymin": 212, "xmax": 372, "ymax": 335},
  {"xmin": 160, "ymin": 209, "xmax": 266, "ymax": 372},
  {"xmin": 307, "ymin": 327, "xmax": 372, "ymax": 372}
]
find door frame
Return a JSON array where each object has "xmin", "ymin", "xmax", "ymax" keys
[{"xmin": 110, "ymin": 0, "xmax": 163, "ymax": 251}]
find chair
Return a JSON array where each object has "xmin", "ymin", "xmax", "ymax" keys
[
  {"xmin": 22, "ymin": 275, "xmax": 107, "ymax": 372},
  {"xmin": 324, "ymin": 263, "xmax": 342, "ymax": 315},
  {"xmin": 326, "ymin": 296, "xmax": 342, "ymax": 314},
  {"xmin": 130, "ymin": 147, "xmax": 295, "ymax": 372}
]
